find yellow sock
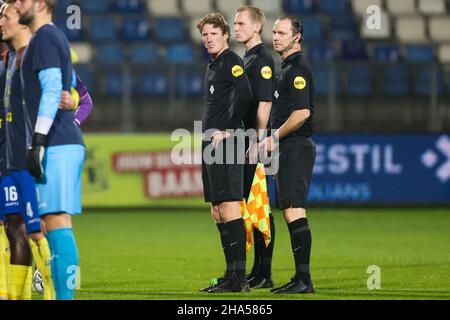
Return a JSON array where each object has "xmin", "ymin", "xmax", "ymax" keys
[
  {"xmin": 0, "ymin": 225, "xmax": 8, "ymax": 299},
  {"xmin": 8, "ymin": 265, "xmax": 28, "ymax": 300},
  {"xmin": 30, "ymin": 238, "xmax": 55, "ymax": 300},
  {"xmin": 21, "ymin": 266, "xmax": 32, "ymax": 300}
]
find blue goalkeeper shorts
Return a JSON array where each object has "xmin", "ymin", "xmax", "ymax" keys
[{"xmin": 37, "ymin": 144, "xmax": 85, "ymax": 216}]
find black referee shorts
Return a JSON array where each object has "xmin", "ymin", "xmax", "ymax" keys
[
  {"xmin": 202, "ymin": 141, "xmax": 244, "ymax": 204},
  {"xmin": 275, "ymin": 138, "xmax": 316, "ymax": 210},
  {"xmin": 243, "ymin": 163, "xmax": 257, "ymax": 201}
]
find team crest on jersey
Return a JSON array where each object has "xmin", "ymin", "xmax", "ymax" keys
[
  {"xmin": 294, "ymin": 76, "xmax": 306, "ymax": 90},
  {"xmin": 232, "ymin": 65, "xmax": 244, "ymax": 77},
  {"xmin": 261, "ymin": 66, "xmax": 272, "ymax": 79}
]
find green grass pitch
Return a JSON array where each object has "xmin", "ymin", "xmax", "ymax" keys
[{"xmin": 43, "ymin": 208, "xmax": 450, "ymax": 300}]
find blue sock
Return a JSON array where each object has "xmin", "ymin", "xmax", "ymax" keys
[{"xmin": 46, "ymin": 228, "xmax": 79, "ymax": 300}]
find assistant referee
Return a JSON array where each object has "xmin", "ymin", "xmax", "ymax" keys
[{"xmin": 260, "ymin": 16, "xmax": 316, "ymax": 294}]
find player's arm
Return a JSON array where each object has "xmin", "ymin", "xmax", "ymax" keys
[
  {"xmin": 73, "ymin": 72, "xmax": 93, "ymax": 126},
  {"xmin": 27, "ymin": 67, "xmax": 62, "ymax": 179}
]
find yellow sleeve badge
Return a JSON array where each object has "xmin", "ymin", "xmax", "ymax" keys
[
  {"xmin": 294, "ymin": 76, "xmax": 307, "ymax": 90},
  {"xmin": 232, "ymin": 65, "xmax": 244, "ymax": 77},
  {"xmin": 261, "ymin": 66, "xmax": 272, "ymax": 79}
]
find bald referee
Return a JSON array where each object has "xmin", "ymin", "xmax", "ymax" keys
[{"xmin": 260, "ymin": 16, "xmax": 316, "ymax": 294}]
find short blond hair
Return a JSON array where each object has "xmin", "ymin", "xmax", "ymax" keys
[{"xmin": 236, "ymin": 6, "xmax": 266, "ymax": 34}]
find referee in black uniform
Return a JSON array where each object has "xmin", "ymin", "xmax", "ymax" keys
[
  {"xmin": 234, "ymin": 5, "xmax": 276, "ymax": 289},
  {"xmin": 197, "ymin": 13, "xmax": 253, "ymax": 293},
  {"xmin": 260, "ymin": 16, "xmax": 316, "ymax": 294}
]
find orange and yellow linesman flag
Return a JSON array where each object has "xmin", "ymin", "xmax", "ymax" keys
[{"xmin": 240, "ymin": 163, "xmax": 271, "ymax": 251}]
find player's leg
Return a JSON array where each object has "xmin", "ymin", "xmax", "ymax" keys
[
  {"xmin": 37, "ymin": 145, "xmax": 84, "ymax": 300},
  {"xmin": 9, "ymin": 169, "xmax": 53, "ymax": 299},
  {"xmin": 272, "ymin": 141, "xmax": 316, "ymax": 294},
  {"xmin": 0, "ymin": 217, "xmax": 8, "ymax": 300}
]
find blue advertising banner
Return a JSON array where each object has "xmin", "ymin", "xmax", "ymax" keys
[{"xmin": 308, "ymin": 134, "xmax": 450, "ymax": 204}]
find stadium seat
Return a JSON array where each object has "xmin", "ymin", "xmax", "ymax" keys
[
  {"xmin": 345, "ymin": 65, "xmax": 373, "ymax": 96},
  {"xmin": 216, "ymin": 0, "xmax": 248, "ymax": 17},
  {"xmin": 74, "ymin": 64, "xmax": 96, "ymax": 92},
  {"xmin": 301, "ymin": 17, "xmax": 323, "ymax": 42},
  {"xmin": 155, "ymin": 17, "xmax": 187, "ymax": 44},
  {"xmin": 71, "ymin": 43, "xmax": 93, "ymax": 64},
  {"xmin": 360, "ymin": 9, "xmax": 391, "ymax": 40},
  {"xmin": 176, "ymin": 69, "xmax": 204, "ymax": 97},
  {"xmin": 314, "ymin": 66, "xmax": 336, "ymax": 96},
  {"xmin": 330, "ymin": 13, "xmax": 358, "ymax": 41},
  {"xmin": 319, "ymin": 0, "xmax": 349, "ymax": 14},
  {"xmin": 308, "ymin": 44, "xmax": 336, "ymax": 62},
  {"xmin": 373, "ymin": 44, "xmax": 400, "ymax": 62},
  {"xmin": 381, "ymin": 65, "xmax": 409, "ymax": 96},
  {"xmin": 104, "ymin": 72, "xmax": 124, "ymax": 96},
  {"xmin": 130, "ymin": 44, "xmax": 161, "ymax": 64},
  {"xmin": 111, "ymin": 0, "xmax": 146, "ymax": 13},
  {"xmin": 167, "ymin": 45, "xmax": 195, "ymax": 64},
  {"xmin": 406, "ymin": 45, "xmax": 435, "ymax": 62},
  {"xmin": 182, "ymin": 0, "xmax": 213, "ymax": 17},
  {"xmin": 55, "ymin": 17, "xmax": 86, "ymax": 42},
  {"xmin": 341, "ymin": 40, "xmax": 368, "ymax": 60},
  {"xmin": 95, "ymin": 45, "xmax": 125, "ymax": 64},
  {"xmin": 351, "ymin": 0, "xmax": 383, "ymax": 17},
  {"xmin": 146, "ymin": 0, "xmax": 179, "ymax": 16},
  {"xmin": 395, "ymin": 16, "xmax": 427, "ymax": 43},
  {"xmin": 78, "ymin": 0, "xmax": 108, "ymax": 13},
  {"xmin": 283, "ymin": 0, "xmax": 314, "ymax": 14},
  {"xmin": 89, "ymin": 17, "xmax": 117, "ymax": 42},
  {"xmin": 249, "ymin": 0, "xmax": 282, "ymax": 16},
  {"xmin": 121, "ymin": 17, "xmax": 151, "ymax": 41},
  {"xmin": 418, "ymin": 0, "xmax": 446, "ymax": 15},
  {"xmin": 414, "ymin": 67, "xmax": 444, "ymax": 95},
  {"xmin": 429, "ymin": 17, "xmax": 450, "ymax": 42},
  {"xmin": 139, "ymin": 72, "xmax": 168, "ymax": 96},
  {"xmin": 55, "ymin": 0, "xmax": 72, "ymax": 13},
  {"xmin": 386, "ymin": 0, "xmax": 416, "ymax": 16},
  {"xmin": 438, "ymin": 44, "xmax": 450, "ymax": 64}
]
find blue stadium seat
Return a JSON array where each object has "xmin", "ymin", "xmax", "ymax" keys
[
  {"xmin": 89, "ymin": 17, "xmax": 117, "ymax": 42},
  {"xmin": 130, "ymin": 44, "xmax": 161, "ymax": 64},
  {"xmin": 155, "ymin": 17, "xmax": 187, "ymax": 44},
  {"xmin": 314, "ymin": 66, "xmax": 340, "ymax": 96},
  {"xmin": 111, "ymin": 0, "xmax": 146, "ymax": 13},
  {"xmin": 74, "ymin": 64, "xmax": 96, "ymax": 92},
  {"xmin": 284, "ymin": 0, "xmax": 314, "ymax": 14},
  {"xmin": 308, "ymin": 44, "xmax": 336, "ymax": 61},
  {"xmin": 122, "ymin": 17, "xmax": 151, "ymax": 41},
  {"xmin": 406, "ymin": 45, "xmax": 435, "ymax": 62},
  {"xmin": 345, "ymin": 65, "xmax": 372, "ymax": 96},
  {"xmin": 176, "ymin": 69, "xmax": 204, "ymax": 97},
  {"xmin": 373, "ymin": 45, "xmax": 401, "ymax": 62},
  {"xmin": 342, "ymin": 41, "xmax": 368, "ymax": 60},
  {"xmin": 78, "ymin": 0, "xmax": 108, "ymax": 13},
  {"xmin": 105, "ymin": 72, "xmax": 124, "ymax": 96},
  {"xmin": 54, "ymin": 17, "xmax": 86, "ymax": 42},
  {"xmin": 330, "ymin": 13, "xmax": 358, "ymax": 41},
  {"xmin": 301, "ymin": 17, "xmax": 323, "ymax": 42},
  {"xmin": 55, "ymin": 0, "xmax": 73, "ymax": 13},
  {"xmin": 414, "ymin": 67, "xmax": 444, "ymax": 95},
  {"xmin": 96, "ymin": 45, "xmax": 124, "ymax": 64},
  {"xmin": 167, "ymin": 45, "xmax": 195, "ymax": 65},
  {"xmin": 318, "ymin": 0, "xmax": 348, "ymax": 14},
  {"xmin": 139, "ymin": 72, "xmax": 169, "ymax": 96},
  {"xmin": 381, "ymin": 65, "xmax": 409, "ymax": 96}
]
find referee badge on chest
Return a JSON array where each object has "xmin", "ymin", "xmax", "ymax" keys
[
  {"xmin": 232, "ymin": 65, "xmax": 244, "ymax": 77},
  {"xmin": 210, "ymin": 85, "xmax": 215, "ymax": 95},
  {"xmin": 294, "ymin": 76, "xmax": 307, "ymax": 90},
  {"xmin": 274, "ymin": 90, "xmax": 279, "ymax": 99}
]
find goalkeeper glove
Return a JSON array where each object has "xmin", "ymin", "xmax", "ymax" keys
[{"xmin": 26, "ymin": 133, "xmax": 47, "ymax": 180}]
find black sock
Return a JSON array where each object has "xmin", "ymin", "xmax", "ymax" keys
[
  {"xmin": 259, "ymin": 213, "xmax": 275, "ymax": 278},
  {"xmin": 217, "ymin": 223, "xmax": 234, "ymax": 280},
  {"xmin": 288, "ymin": 218, "xmax": 312, "ymax": 285},
  {"xmin": 226, "ymin": 218, "xmax": 247, "ymax": 281},
  {"xmin": 249, "ymin": 229, "xmax": 262, "ymax": 278}
]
